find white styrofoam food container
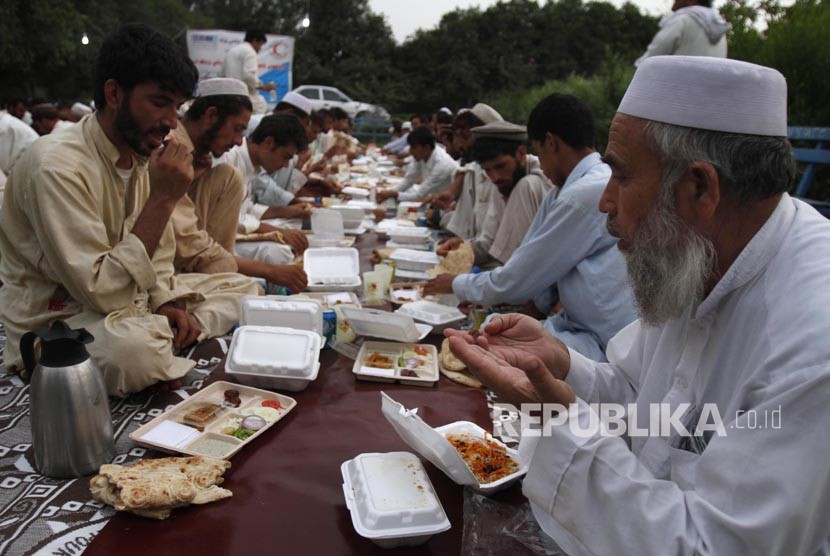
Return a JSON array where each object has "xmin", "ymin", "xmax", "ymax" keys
[
  {"xmin": 304, "ymin": 247, "xmax": 362, "ymax": 291},
  {"xmin": 240, "ymin": 296, "xmax": 323, "ymax": 337},
  {"xmin": 309, "ymin": 208, "xmax": 345, "ymax": 247},
  {"xmin": 331, "ymin": 205, "xmax": 366, "ymax": 228},
  {"xmin": 345, "ymin": 199, "xmax": 378, "ymax": 213},
  {"xmin": 341, "ymin": 186, "xmax": 371, "ymax": 198},
  {"xmin": 352, "ymin": 342, "xmax": 439, "ymax": 387},
  {"xmin": 395, "ymin": 300, "xmax": 466, "ymax": 333},
  {"xmin": 341, "ymin": 451, "xmax": 451, "ymax": 548},
  {"xmin": 389, "ymin": 249, "xmax": 440, "ymax": 272},
  {"xmin": 387, "ymin": 227, "xmax": 432, "ymax": 245},
  {"xmin": 225, "ymin": 326, "xmax": 322, "ymax": 391},
  {"xmin": 381, "ymin": 393, "xmax": 528, "ymax": 494},
  {"xmin": 341, "ymin": 307, "xmax": 432, "ymax": 342}
]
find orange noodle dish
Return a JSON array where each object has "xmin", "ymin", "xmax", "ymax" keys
[{"xmin": 446, "ymin": 433, "xmax": 520, "ymax": 484}]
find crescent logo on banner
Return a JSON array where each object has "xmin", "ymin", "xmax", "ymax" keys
[{"xmin": 186, "ymin": 29, "xmax": 295, "ymax": 110}]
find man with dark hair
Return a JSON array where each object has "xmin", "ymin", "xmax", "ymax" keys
[
  {"xmin": 376, "ymin": 126, "xmax": 458, "ymax": 202},
  {"xmin": 636, "ymin": 0, "xmax": 728, "ymax": 65},
  {"xmin": 30, "ymin": 103, "xmax": 64, "ymax": 135},
  {"xmin": 431, "ymin": 121, "xmax": 553, "ymax": 269},
  {"xmin": 448, "ymin": 56, "xmax": 830, "ymax": 556},
  {"xmin": 427, "ymin": 93, "xmax": 636, "ymax": 361},
  {"xmin": 0, "ymin": 24, "xmax": 259, "ymax": 397},
  {"xmin": 4, "ymin": 98, "xmax": 28, "ymax": 121},
  {"xmin": 218, "ymin": 113, "xmax": 315, "ymax": 277},
  {"xmin": 169, "ymin": 78, "xmax": 307, "ymax": 293},
  {"xmin": 221, "ymin": 29, "xmax": 275, "ymax": 114}
]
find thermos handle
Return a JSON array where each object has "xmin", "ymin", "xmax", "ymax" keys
[{"xmin": 20, "ymin": 331, "xmax": 39, "ymax": 375}]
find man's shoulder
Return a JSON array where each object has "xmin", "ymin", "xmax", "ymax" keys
[{"xmin": 557, "ymin": 168, "xmax": 610, "ymax": 209}]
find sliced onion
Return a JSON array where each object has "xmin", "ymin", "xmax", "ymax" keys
[{"xmin": 241, "ymin": 415, "xmax": 267, "ymax": 431}]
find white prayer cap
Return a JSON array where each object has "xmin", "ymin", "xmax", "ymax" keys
[
  {"xmin": 439, "ymin": 106, "xmax": 453, "ymax": 115},
  {"xmin": 618, "ymin": 56, "xmax": 787, "ymax": 137},
  {"xmin": 402, "ymin": 121, "xmax": 413, "ymax": 131},
  {"xmin": 281, "ymin": 91, "xmax": 312, "ymax": 116},
  {"xmin": 470, "ymin": 103, "xmax": 503, "ymax": 125},
  {"xmin": 71, "ymin": 102, "xmax": 93, "ymax": 118},
  {"xmin": 196, "ymin": 78, "xmax": 248, "ymax": 98}
]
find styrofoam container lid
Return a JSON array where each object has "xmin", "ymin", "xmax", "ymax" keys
[
  {"xmin": 304, "ymin": 248, "xmax": 361, "ymax": 288},
  {"xmin": 377, "ymin": 219, "xmax": 415, "ymax": 232},
  {"xmin": 227, "ymin": 325, "xmax": 321, "ymax": 378},
  {"xmin": 395, "ymin": 300, "xmax": 465, "ymax": 326},
  {"xmin": 341, "ymin": 308, "xmax": 431, "ymax": 342},
  {"xmin": 341, "ymin": 452, "xmax": 451, "ymax": 541},
  {"xmin": 312, "ymin": 208, "xmax": 344, "ymax": 239},
  {"xmin": 341, "ymin": 186, "xmax": 370, "ymax": 198},
  {"xmin": 331, "ymin": 204, "xmax": 366, "ymax": 222},
  {"xmin": 346, "ymin": 200, "xmax": 378, "ymax": 212},
  {"xmin": 387, "ymin": 227, "xmax": 431, "ymax": 242},
  {"xmin": 240, "ymin": 296, "xmax": 323, "ymax": 337},
  {"xmin": 390, "ymin": 249, "xmax": 440, "ymax": 264},
  {"xmin": 397, "ymin": 201, "xmax": 424, "ymax": 210},
  {"xmin": 380, "ymin": 393, "xmax": 527, "ymax": 494}
]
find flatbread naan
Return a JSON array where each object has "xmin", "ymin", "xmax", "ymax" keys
[
  {"xmin": 439, "ymin": 339, "xmax": 483, "ymax": 388},
  {"xmin": 428, "ymin": 242, "xmax": 474, "ymax": 278},
  {"xmin": 90, "ymin": 456, "xmax": 232, "ymax": 520}
]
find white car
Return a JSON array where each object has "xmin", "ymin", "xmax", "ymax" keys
[{"xmin": 293, "ymin": 85, "xmax": 390, "ymax": 123}]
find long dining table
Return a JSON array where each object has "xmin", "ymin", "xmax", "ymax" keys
[{"xmin": 83, "ymin": 229, "xmax": 524, "ymax": 556}]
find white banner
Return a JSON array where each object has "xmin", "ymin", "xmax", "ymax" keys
[{"xmin": 186, "ymin": 29, "xmax": 295, "ymax": 110}]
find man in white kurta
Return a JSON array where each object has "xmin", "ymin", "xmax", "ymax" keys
[
  {"xmin": 376, "ymin": 126, "xmax": 459, "ymax": 203},
  {"xmin": 448, "ymin": 56, "xmax": 830, "ymax": 554},
  {"xmin": 220, "ymin": 31, "xmax": 274, "ymax": 115}
]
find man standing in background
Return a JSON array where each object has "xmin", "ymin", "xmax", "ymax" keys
[
  {"xmin": 221, "ymin": 29, "xmax": 276, "ymax": 115},
  {"xmin": 636, "ymin": 0, "xmax": 729, "ymax": 65}
]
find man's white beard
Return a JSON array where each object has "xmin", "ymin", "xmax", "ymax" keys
[{"xmin": 623, "ymin": 196, "xmax": 717, "ymax": 326}]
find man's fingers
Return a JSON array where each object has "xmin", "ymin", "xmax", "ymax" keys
[
  {"xmin": 519, "ymin": 354, "xmax": 575, "ymax": 404},
  {"xmin": 183, "ymin": 315, "xmax": 201, "ymax": 348}
]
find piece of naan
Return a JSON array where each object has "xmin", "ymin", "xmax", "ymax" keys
[{"xmin": 90, "ymin": 456, "xmax": 232, "ymax": 520}]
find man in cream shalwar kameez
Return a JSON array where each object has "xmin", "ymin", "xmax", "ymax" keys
[{"xmin": 0, "ymin": 114, "xmax": 258, "ymax": 397}]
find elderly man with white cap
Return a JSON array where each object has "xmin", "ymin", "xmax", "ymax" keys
[
  {"xmin": 0, "ymin": 24, "xmax": 260, "ymax": 397},
  {"xmin": 447, "ymin": 56, "xmax": 830, "ymax": 554}
]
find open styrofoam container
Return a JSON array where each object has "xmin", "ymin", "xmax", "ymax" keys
[
  {"xmin": 395, "ymin": 300, "xmax": 466, "ymax": 333},
  {"xmin": 381, "ymin": 393, "xmax": 528, "ymax": 494},
  {"xmin": 309, "ymin": 208, "xmax": 345, "ymax": 247},
  {"xmin": 341, "ymin": 307, "xmax": 432, "ymax": 342},
  {"xmin": 304, "ymin": 247, "xmax": 362, "ymax": 291},
  {"xmin": 331, "ymin": 205, "xmax": 366, "ymax": 228},
  {"xmin": 387, "ymin": 227, "xmax": 431, "ymax": 245},
  {"xmin": 390, "ymin": 249, "xmax": 440, "ymax": 272},
  {"xmin": 241, "ymin": 295, "xmax": 323, "ymax": 337},
  {"xmin": 341, "ymin": 451, "xmax": 450, "ymax": 548},
  {"xmin": 377, "ymin": 219, "xmax": 414, "ymax": 234},
  {"xmin": 225, "ymin": 326, "xmax": 322, "ymax": 392}
]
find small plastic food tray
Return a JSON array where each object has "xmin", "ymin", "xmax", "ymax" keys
[
  {"xmin": 129, "ymin": 381, "xmax": 296, "ymax": 459},
  {"xmin": 341, "ymin": 452, "xmax": 451, "ymax": 548},
  {"xmin": 352, "ymin": 342, "xmax": 439, "ymax": 387},
  {"xmin": 331, "ymin": 205, "xmax": 366, "ymax": 228},
  {"xmin": 225, "ymin": 326, "xmax": 322, "ymax": 391},
  {"xmin": 300, "ymin": 291, "xmax": 362, "ymax": 310},
  {"xmin": 388, "ymin": 282, "xmax": 438, "ymax": 305},
  {"xmin": 341, "ymin": 186, "xmax": 371, "ymax": 198},
  {"xmin": 381, "ymin": 393, "xmax": 528, "ymax": 494},
  {"xmin": 304, "ymin": 247, "xmax": 362, "ymax": 291},
  {"xmin": 389, "ymin": 249, "xmax": 440, "ymax": 272}
]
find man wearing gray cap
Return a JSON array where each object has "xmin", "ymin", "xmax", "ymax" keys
[
  {"xmin": 448, "ymin": 56, "xmax": 830, "ymax": 554},
  {"xmin": 433, "ymin": 120, "xmax": 553, "ymax": 267},
  {"xmin": 429, "ymin": 93, "xmax": 636, "ymax": 362}
]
